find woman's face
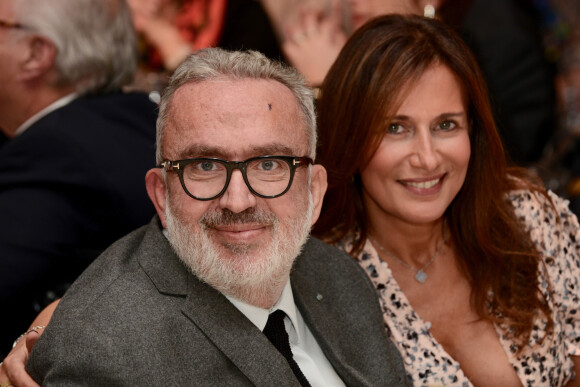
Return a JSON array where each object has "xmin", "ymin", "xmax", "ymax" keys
[{"xmin": 361, "ymin": 64, "xmax": 471, "ymax": 227}]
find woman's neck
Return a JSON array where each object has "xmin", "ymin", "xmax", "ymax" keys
[{"xmin": 367, "ymin": 217, "xmax": 447, "ymax": 268}]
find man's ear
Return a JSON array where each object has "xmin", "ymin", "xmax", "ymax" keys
[
  {"xmin": 309, "ymin": 164, "xmax": 328, "ymax": 226},
  {"xmin": 18, "ymin": 36, "xmax": 57, "ymax": 81},
  {"xmin": 145, "ymin": 168, "xmax": 168, "ymax": 228}
]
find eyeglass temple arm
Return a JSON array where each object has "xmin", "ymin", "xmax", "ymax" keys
[
  {"xmin": 296, "ymin": 157, "xmax": 314, "ymax": 167},
  {"xmin": 158, "ymin": 161, "xmax": 180, "ymax": 171}
]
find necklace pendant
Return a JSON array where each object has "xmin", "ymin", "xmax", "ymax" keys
[{"xmin": 415, "ymin": 270, "xmax": 428, "ymax": 283}]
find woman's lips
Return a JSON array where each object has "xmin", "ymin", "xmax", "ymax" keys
[{"xmin": 399, "ymin": 174, "xmax": 446, "ymax": 194}]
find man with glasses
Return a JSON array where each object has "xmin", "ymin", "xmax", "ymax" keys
[
  {"xmin": 19, "ymin": 48, "xmax": 408, "ymax": 386},
  {"xmin": 0, "ymin": 0, "xmax": 157, "ymax": 357}
]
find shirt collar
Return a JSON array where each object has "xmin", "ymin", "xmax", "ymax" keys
[
  {"xmin": 14, "ymin": 93, "xmax": 78, "ymax": 137},
  {"xmin": 227, "ymin": 279, "xmax": 300, "ymax": 336}
]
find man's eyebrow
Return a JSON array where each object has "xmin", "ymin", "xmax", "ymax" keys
[
  {"xmin": 178, "ymin": 144, "xmax": 229, "ymax": 159},
  {"xmin": 247, "ymin": 144, "xmax": 296, "ymax": 156},
  {"xmin": 176, "ymin": 143, "xmax": 299, "ymax": 160}
]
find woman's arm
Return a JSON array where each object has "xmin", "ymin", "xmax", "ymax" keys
[{"xmin": 0, "ymin": 300, "xmax": 59, "ymax": 387}]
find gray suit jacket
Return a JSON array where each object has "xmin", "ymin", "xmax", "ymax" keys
[{"xmin": 27, "ymin": 217, "xmax": 409, "ymax": 386}]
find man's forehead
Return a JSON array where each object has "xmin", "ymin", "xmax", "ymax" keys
[
  {"xmin": 162, "ymin": 78, "xmax": 308, "ymax": 159},
  {"xmin": 165, "ymin": 133, "xmax": 308, "ymax": 161},
  {"xmin": 171, "ymin": 77, "xmax": 297, "ymax": 107}
]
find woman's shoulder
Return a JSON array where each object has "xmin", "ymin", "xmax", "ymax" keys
[
  {"xmin": 508, "ymin": 190, "xmax": 580, "ymax": 338},
  {"xmin": 507, "ymin": 189, "xmax": 572, "ymax": 227},
  {"xmin": 508, "ymin": 188, "xmax": 578, "ymax": 263},
  {"xmin": 509, "ymin": 188, "xmax": 580, "ymax": 278}
]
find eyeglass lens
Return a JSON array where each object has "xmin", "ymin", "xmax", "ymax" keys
[{"xmin": 182, "ymin": 157, "xmax": 292, "ymax": 199}]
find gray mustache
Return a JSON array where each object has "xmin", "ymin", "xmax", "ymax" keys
[{"xmin": 200, "ymin": 208, "xmax": 277, "ymax": 228}]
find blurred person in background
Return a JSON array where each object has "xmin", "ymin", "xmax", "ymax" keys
[
  {"xmin": 540, "ymin": 0, "xmax": 580, "ymax": 214},
  {"xmin": 126, "ymin": 0, "xmax": 282, "ymax": 93},
  {"xmin": 0, "ymin": 0, "xmax": 157, "ymax": 357},
  {"xmin": 277, "ymin": 0, "xmax": 557, "ymax": 166}
]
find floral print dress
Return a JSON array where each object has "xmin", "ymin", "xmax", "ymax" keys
[{"xmin": 338, "ymin": 191, "xmax": 580, "ymax": 386}]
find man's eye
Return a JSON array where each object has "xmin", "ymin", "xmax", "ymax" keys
[
  {"xmin": 259, "ymin": 160, "xmax": 279, "ymax": 171},
  {"xmin": 195, "ymin": 161, "xmax": 218, "ymax": 171}
]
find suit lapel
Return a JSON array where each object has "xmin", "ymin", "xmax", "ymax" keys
[
  {"xmin": 181, "ymin": 279, "xmax": 301, "ymax": 387},
  {"xmin": 137, "ymin": 218, "xmax": 300, "ymax": 386},
  {"xmin": 291, "ymin": 276, "xmax": 366, "ymax": 386},
  {"xmin": 290, "ymin": 239, "xmax": 372, "ymax": 386}
]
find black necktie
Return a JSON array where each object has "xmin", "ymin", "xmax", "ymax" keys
[{"xmin": 263, "ymin": 310, "xmax": 312, "ymax": 387}]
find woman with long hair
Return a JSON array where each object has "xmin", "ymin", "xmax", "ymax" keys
[{"xmin": 314, "ymin": 14, "xmax": 579, "ymax": 386}]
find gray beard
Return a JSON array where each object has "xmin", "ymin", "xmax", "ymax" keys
[{"xmin": 164, "ymin": 195, "xmax": 313, "ymax": 306}]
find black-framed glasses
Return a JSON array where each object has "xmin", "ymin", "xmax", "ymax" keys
[
  {"xmin": 159, "ymin": 155, "xmax": 313, "ymax": 201},
  {"xmin": 0, "ymin": 20, "xmax": 26, "ymax": 30}
]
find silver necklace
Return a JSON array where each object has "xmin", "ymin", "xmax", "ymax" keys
[{"xmin": 368, "ymin": 226, "xmax": 446, "ymax": 284}]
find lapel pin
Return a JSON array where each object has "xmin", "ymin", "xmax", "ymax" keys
[{"xmin": 316, "ymin": 293, "xmax": 323, "ymax": 301}]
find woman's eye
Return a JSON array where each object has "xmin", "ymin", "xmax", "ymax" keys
[
  {"xmin": 438, "ymin": 120, "xmax": 456, "ymax": 131},
  {"xmin": 387, "ymin": 123, "xmax": 404, "ymax": 134}
]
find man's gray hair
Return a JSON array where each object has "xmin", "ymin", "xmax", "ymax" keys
[
  {"xmin": 12, "ymin": 0, "xmax": 137, "ymax": 94},
  {"xmin": 156, "ymin": 48, "xmax": 317, "ymax": 163}
]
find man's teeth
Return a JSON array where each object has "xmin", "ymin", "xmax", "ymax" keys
[{"xmin": 406, "ymin": 178, "xmax": 440, "ymax": 189}]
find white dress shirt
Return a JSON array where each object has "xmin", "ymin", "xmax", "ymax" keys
[
  {"xmin": 227, "ymin": 279, "xmax": 345, "ymax": 387},
  {"xmin": 14, "ymin": 93, "xmax": 78, "ymax": 137}
]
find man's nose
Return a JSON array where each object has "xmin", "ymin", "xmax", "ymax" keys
[{"xmin": 217, "ymin": 170, "xmax": 257, "ymax": 213}]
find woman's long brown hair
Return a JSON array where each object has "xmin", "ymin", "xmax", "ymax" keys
[{"xmin": 313, "ymin": 14, "xmax": 552, "ymax": 348}]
